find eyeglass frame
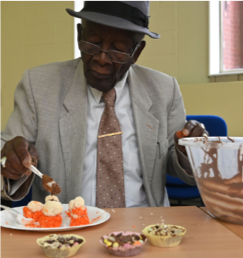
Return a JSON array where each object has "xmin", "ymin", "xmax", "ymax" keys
[{"xmin": 78, "ymin": 40, "xmax": 141, "ymax": 64}]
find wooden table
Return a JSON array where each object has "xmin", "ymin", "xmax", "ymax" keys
[
  {"xmin": 1, "ymin": 206, "xmax": 243, "ymax": 257},
  {"xmin": 200, "ymin": 206, "xmax": 243, "ymax": 239}
]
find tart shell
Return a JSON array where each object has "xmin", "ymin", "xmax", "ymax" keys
[
  {"xmin": 100, "ymin": 231, "xmax": 147, "ymax": 257},
  {"xmin": 142, "ymin": 224, "xmax": 186, "ymax": 247},
  {"xmin": 37, "ymin": 234, "xmax": 85, "ymax": 258}
]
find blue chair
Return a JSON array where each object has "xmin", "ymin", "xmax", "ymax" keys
[{"xmin": 166, "ymin": 115, "xmax": 227, "ymax": 206}]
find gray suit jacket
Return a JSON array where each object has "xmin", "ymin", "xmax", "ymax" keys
[{"xmin": 1, "ymin": 58, "xmax": 195, "ymax": 206}]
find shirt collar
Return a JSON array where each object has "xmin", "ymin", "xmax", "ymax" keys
[{"xmin": 89, "ymin": 71, "xmax": 129, "ymax": 104}]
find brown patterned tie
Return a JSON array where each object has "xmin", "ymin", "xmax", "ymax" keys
[{"xmin": 96, "ymin": 88, "xmax": 126, "ymax": 208}]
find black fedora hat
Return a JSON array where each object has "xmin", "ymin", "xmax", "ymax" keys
[{"xmin": 66, "ymin": 1, "xmax": 160, "ymax": 39}]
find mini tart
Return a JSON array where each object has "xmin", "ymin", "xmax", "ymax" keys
[
  {"xmin": 142, "ymin": 224, "xmax": 186, "ymax": 247},
  {"xmin": 37, "ymin": 234, "xmax": 85, "ymax": 258},
  {"xmin": 100, "ymin": 231, "xmax": 147, "ymax": 257}
]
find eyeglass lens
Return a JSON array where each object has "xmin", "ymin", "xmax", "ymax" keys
[{"xmin": 79, "ymin": 41, "xmax": 131, "ymax": 63}]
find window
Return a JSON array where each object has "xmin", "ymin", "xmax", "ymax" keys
[
  {"xmin": 209, "ymin": 1, "xmax": 243, "ymax": 76},
  {"xmin": 74, "ymin": 1, "xmax": 84, "ymax": 59}
]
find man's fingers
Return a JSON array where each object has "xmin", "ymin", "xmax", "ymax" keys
[
  {"xmin": 28, "ymin": 144, "xmax": 39, "ymax": 166},
  {"xmin": 4, "ymin": 157, "xmax": 31, "ymax": 176},
  {"xmin": 1, "ymin": 136, "xmax": 37, "ymax": 180},
  {"xmin": 13, "ymin": 137, "xmax": 32, "ymax": 168},
  {"xmin": 5, "ymin": 151, "xmax": 29, "ymax": 174},
  {"xmin": 182, "ymin": 120, "xmax": 198, "ymax": 136},
  {"xmin": 183, "ymin": 120, "xmax": 208, "ymax": 137},
  {"xmin": 1, "ymin": 169, "xmax": 22, "ymax": 180}
]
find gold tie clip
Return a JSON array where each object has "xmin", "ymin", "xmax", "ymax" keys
[{"xmin": 98, "ymin": 131, "xmax": 123, "ymax": 138}]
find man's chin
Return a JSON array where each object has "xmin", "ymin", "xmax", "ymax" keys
[{"xmin": 87, "ymin": 77, "xmax": 115, "ymax": 92}]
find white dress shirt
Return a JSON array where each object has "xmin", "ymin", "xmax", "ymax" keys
[{"xmin": 81, "ymin": 72, "xmax": 170, "ymax": 207}]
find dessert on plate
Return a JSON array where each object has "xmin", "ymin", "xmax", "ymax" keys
[
  {"xmin": 45, "ymin": 195, "xmax": 59, "ymax": 202},
  {"xmin": 100, "ymin": 231, "xmax": 147, "ymax": 256},
  {"xmin": 142, "ymin": 224, "xmax": 186, "ymax": 247},
  {"xmin": 67, "ymin": 196, "xmax": 90, "ymax": 226},
  {"xmin": 39, "ymin": 200, "xmax": 63, "ymax": 228},
  {"xmin": 23, "ymin": 201, "xmax": 43, "ymax": 221},
  {"xmin": 37, "ymin": 233, "xmax": 85, "ymax": 258}
]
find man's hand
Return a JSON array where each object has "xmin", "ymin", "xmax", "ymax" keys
[
  {"xmin": 1, "ymin": 136, "xmax": 38, "ymax": 180},
  {"xmin": 174, "ymin": 120, "xmax": 209, "ymax": 155}
]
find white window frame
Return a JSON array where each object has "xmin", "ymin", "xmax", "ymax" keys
[
  {"xmin": 74, "ymin": 1, "xmax": 84, "ymax": 59},
  {"xmin": 209, "ymin": 1, "xmax": 243, "ymax": 76}
]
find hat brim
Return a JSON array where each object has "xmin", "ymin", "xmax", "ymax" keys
[{"xmin": 66, "ymin": 8, "xmax": 160, "ymax": 39}]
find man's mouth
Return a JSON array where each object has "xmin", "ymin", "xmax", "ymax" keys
[{"xmin": 91, "ymin": 70, "xmax": 111, "ymax": 79}]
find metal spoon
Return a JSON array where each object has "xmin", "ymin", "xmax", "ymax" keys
[{"xmin": 1, "ymin": 157, "xmax": 61, "ymax": 195}]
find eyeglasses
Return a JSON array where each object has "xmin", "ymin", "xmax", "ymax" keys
[{"xmin": 78, "ymin": 40, "xmax": 140, "ymax": 64}]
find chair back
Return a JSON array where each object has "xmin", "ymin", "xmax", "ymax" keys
[{"xmin": 186, "ymin": 115, "xmax": 227, "ymax": 136}]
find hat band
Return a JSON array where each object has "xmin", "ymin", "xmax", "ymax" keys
[{"xmin": 82, "ymin": 1, "xmax": 149, "ymax": 28}]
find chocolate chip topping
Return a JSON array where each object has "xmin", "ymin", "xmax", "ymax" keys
[
  {"xmin": 41, "ymin": 234, "xmax": 83, "ymax": 248},
  {"xmin": 103, "ymin": 233, "xmax": 146, "ymax": 247},
  {"xmin": 148, "ymin": 225, "xmax": 185, "ymax": 237}
]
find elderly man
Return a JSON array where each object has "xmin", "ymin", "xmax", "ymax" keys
[{"xmin": 1, "ymin": 1, "xmax": 207, "ymax": 208}]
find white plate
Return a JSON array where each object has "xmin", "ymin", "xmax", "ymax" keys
[{"xmin": 0, "ymin": 205, "xmax": 110, "ymax": 232}]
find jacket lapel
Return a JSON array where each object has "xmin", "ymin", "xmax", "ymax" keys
[
  {"xmin": 59, "ymin": 60, "xmax": 88, "ymax": 201},
  {"xmin": 128, "ymin": 66, "xmax": 159, "ymax": 205}
]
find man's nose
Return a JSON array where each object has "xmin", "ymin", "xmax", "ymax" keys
[{"xmin": 93, "ymin": 50, "xmax": 112, "ymax": 65}]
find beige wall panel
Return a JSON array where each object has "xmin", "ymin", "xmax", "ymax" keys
[
  {"xmin": 24, "ymin": 45, "xmax": 42, "ymax": 69},
  {"xmin": 180, "ymin": 81, "xmax": 243, "ymax": 136},
  {"xmin": 40, "ymin": 43, "xmax": 74, "ymax": 65},
  {"xmin": 138, "ymin": 1, "xmax": 210, "ymax": 85},
  {"xmin": 139, "ymin": 35, "xmax": 162, "ymax": 58},
  {"xmin": 1, "ymin": 1, "xmax": 74, "ymax": 131},
  {"xmin": 1, "ymin": 2, "xmax": 26, "ymax": 130},
  {"xmin": 159, "ymin": 1, "xmax": 176, "ymax": 9},
  {"xmin": 177, "ymin": 1, "xmax": 209, "ymax": 85},
  {"xmin": 158, "ymin": 31, "xmax": 176, "ymax": 55},
  {"xmin": 149, "ymin": 1, "xmax": 176, "ymax": 33},
  {"xmin": 138, "ymin": 55, "xmax": 177, "ymax": 78},
  {"xmin": 39, "ymin": 1, "xmax": 72, "ymax": 24},
  {"xmin": 56, "ymin": 21, "xmax": 74, "ymax": 43},
  {"xmin": 140, "ymin": 31, "xmax": 176, "ymax": 59},
  {"xmin": 215, "ymin": 75, "xmax": 238, "ymax": 82},
  {"xmin": 239, "ymin": 75, "xmax": 243, "ymax": 81},
  {"xmin": 23, "ymin": 1, "xmax": 41, "ymax": 26},
  {"xmin": 209, "ymin": 77, "xmax": 216, "ymax": 83}
]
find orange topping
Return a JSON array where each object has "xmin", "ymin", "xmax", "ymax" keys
[
  {"xmin": 90, "ymin": 216, "xmax": 100, "ymax": 223},
  {"xmin": 23, "ymin": 207, "xmax": 43, "ymax": 221},
  {"xmin": 65, "ymin": 210, "xmax": 72, "ymax": 218},
  {"xmin": 133, "ymin": 241, "xmax": 141, "ymax": 246},
  {"xmin": 69, "ymin": 207, "xmax": 90, "ymax": 226},
  {"xmin": 70, "ymin": 216, "xmax": 89, "ymax": 226},
  {"xmin": 38, "ymin": 214, "xmax": 62, "ymax": 228},
  {"xmin": 71, "ymin": 207, "xmax": 88, "ymax": 217}
]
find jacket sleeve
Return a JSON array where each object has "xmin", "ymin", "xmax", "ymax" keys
[
  {"xmin": 1, "ymin": 70, "xmax": 37, "ymax": 201},
  {"xmin": 166, "ymin": 78, "xmax": 195, "ymax": 185}
]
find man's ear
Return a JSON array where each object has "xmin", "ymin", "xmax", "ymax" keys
[
  {"xmin": 132, "ymin": 41, "xmax": 146, "ymax": 64},
  {"xmin": 77, "ymin": 23, "xmax": 82, "ymax": 44}
]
